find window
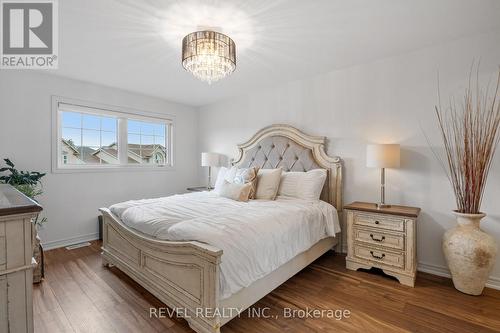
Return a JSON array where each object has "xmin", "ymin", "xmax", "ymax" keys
[
  {"xmin": 127, "ymin": 120, "xmax": 168, "ymax": 165},
  {"xmin": 61, "ymin": 111, "xmax": 118, "ymax": 165},
  {"xmin": 53, "ymin": 97, "xmax": 173, "ymax": 171}
]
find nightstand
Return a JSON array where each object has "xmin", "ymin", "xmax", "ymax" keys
[
  {"xmin": 344, "ymin": 201, "xmax": 420, "ymax": 287},
  {"xmin": 186, "ymin": 186, "xmax": 210, "ymax": 192}
]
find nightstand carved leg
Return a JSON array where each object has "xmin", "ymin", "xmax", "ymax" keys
[
  {"xmin": 346, "ymin": 260, "xmax": 416, "ymax": 287},
  {"xmin": 346, "ymin": 260, "xmax": 372, "ymax": 271},
  {"xmin": 383, "ymin": 270, "xmax": 415, "ymax": 287}
]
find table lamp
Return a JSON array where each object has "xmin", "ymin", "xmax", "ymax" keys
[
  {"xmin": 201, "ymin": 152, "xmax": 220, "ymax": 189},
  {"xmin": 366, "ymin": 144, "xmax": 400, "ymax": 209}
]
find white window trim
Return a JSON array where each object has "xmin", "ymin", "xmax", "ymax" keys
[{"xmin": 51, "ymin": 96, "xmax": 176, "ymax": 173}]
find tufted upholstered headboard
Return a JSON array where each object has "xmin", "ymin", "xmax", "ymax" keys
[{"xmin": 232, "ymin": 124, "xmax": 343, "ymax": 211}]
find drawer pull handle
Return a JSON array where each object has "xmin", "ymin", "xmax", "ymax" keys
[
  {"xmin": 370, "ymin": 251, "xmax": 385, "ymax": 260},
  {"xmin": 374, "ymin": 220, "xmax": 380, "ymax": 225},
  {"xmin": 370, "ymin": 234, "xmax": 385, "ymax": 242}
]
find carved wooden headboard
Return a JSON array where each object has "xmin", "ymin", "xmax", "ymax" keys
[{"xmin": 233, "ymin": 124, "xmax": 343, "ymax": 211}]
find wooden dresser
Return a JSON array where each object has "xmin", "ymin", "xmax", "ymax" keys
[
  {"xmin": 0, "ymin": 184, "xmax": 42, "ymax": 333},
  {"xmin": 344, "ymin": 201, "xmax": 420, "ymax": 287}
]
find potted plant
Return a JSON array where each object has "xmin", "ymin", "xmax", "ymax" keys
[
  {"xmin": 0, "ymin": 158, "xmax": 47, "ymax": 283},
  {"xmin": 435, "ymin": 67, "xmax": 500, "ymax": 295}
]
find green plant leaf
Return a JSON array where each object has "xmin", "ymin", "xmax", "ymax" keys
[
  {"xmin": 4, "ymin": 159, "xmax": 14, "ymax": 167},
  {"xmin": 0, "ymin": 158, "xmax": 45, "ymax": 196}
]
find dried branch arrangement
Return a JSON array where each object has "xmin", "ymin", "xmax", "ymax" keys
[{"xmin": 436, "ymin": 66, "xmax": 500, "ymax": 214}]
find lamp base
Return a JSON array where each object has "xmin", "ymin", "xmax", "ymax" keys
[{"xmin": 376, "ymin": 203, "xmax": 391, "ymax": 209}]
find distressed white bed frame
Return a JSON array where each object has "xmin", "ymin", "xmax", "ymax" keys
[{"xmin": 100, "ymin": 124, "xmax": 343, "ymax": 333}]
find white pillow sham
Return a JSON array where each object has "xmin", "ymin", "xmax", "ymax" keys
[
  {"xmin": 255, "ymin": 168, "xmax": 282, "ymax": 200},
  {"xmin": 214, "ymin": 167, "xmax": 231, "ymax": 192},
  {"xmin": 277, "ymin": 169, "xmax": 327, "ymax": 200}
]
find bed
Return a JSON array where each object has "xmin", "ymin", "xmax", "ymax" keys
[{"xmin": 99, "ymin": 124, "xmax": 343, "ymax": 333}]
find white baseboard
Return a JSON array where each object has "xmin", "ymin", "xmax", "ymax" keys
[
  {"xmin": 42, "ymin": 232, "xmax": 100, "ymax": 251},
  {"xmin": 418, "ymin": 261, "xmax": 500, "ymax": 291}
]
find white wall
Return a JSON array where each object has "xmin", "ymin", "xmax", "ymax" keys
[
  {"xmin": 197, "ymin": 30, "xmax": 500, "ymax": 286},
  {"xmin": 0, "ymin": 71, "xmax": 199, "ymax": 249}
]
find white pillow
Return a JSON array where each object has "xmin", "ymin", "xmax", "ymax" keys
[
  {"xmin": 277, "ymin": 169, "xmax": 327, "ymax": 200},
  {"xmin": 255, "ymin": 168, "xmax": 282, "ymax": 200},
  {"xmin": 218, "ymin": 180, "xmax": 252, "ymax": 202},
  {"xmin": 214, "ymin": 167, "xmax": 230, "ymax": 192}
]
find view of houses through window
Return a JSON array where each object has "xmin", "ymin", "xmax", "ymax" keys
[
  {"xmin": 61, "ymin": 112, "xmax": 119, "ymax": 165},
  {"xmin": 59, "ymin": 104, "xmax": 170, "ymax": 168},
  {"xmin": 127, "ymin": 120, "xmax": 167, "ymax": 165}
]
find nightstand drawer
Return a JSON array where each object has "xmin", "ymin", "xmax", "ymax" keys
[
  {"xmin": 354, "ymin": 228, "xmax": 405, "ymax": 250},
  {"xmin": 354, "ymin": 245, "xmax": 405, "ymax": 269},
  {"xmin": 354, "ymin": 212, "xmax": 405, "ymax": 232}
]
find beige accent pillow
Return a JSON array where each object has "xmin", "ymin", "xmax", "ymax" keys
[
  {"xmin": 233, "ymin": 167, "xmax": 258, "ymax": 198},
  {"xmin": 215, "ymin": 166, "xmax": 259, "ymax": 198},
  {"xmin": 255, "ymin": 168, "xmax": 283, "ymax": 200},
  {"xmin": 218, "ymin": 180, "xmax": 252, "ymax": 202}
]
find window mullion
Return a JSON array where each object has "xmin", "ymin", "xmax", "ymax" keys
[
  {"xmin": 118, "ymin": 117, "xmax": 128, "ymax": 165},
  {"xmin": 167, "ymin": 123, "xmax": 171, "ymax": 166}
]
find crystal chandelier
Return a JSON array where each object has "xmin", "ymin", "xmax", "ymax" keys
[{"xmin": 182, "ymin": 31, "xmax": 236, "ymax": 84}]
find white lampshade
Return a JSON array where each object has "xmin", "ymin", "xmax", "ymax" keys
[
  {"xmin": 201, "ymin": 152, "xmax": 219, "ymax": 167},
  {"xmin": 366, "ymin": 144, "xmax": 400, "ymax": 168}
]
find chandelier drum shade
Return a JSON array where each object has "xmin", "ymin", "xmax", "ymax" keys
[{"xmin": 181, "ymin": 31, "xmax": 236, "ymax": 84}]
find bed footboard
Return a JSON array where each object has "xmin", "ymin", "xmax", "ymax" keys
[{"xmin": 99, "ymin": 208, "xmax": 223, "ymax": 333}]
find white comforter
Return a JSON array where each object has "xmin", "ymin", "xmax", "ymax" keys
[{"xmin": 109, "ymin": 192, "xmax": 340, "ymax": 299}]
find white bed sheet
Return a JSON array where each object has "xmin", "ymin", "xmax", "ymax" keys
[{"xmin": 109, "ymin": 192, "xmax": 340, "ymax": 299}]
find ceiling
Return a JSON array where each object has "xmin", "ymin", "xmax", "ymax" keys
[{"xmin": 53, "ymin": 0, "xmax": 500, "ymax": 107}]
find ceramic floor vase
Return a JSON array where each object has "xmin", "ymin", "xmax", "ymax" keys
[{"xmin": 443, "ymin": 212, "xmax": 497, "ymax": 295}]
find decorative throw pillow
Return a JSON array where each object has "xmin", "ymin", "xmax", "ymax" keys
[
  {"xmin": 255, "ymin": 168, "xmax": 283, "ymax": 200},
  {"xmin": 218, "ymin": 180, "xmax": 252, "ymax": 202},
  {"xmin": 232, "ymin": 167, "xmax": 258, "ymax": 199},
  {"xmin": 214, "ymin": 166, "xmax": 258, "ymax": 198},
  {"xmin": 278, "ymin": 169, "xmax": 327, "ymax": 200}
]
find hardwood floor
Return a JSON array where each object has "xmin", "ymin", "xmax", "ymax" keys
[{"xmin": 34, "ymin": 241, "xmax": 500, "ymax": 333}]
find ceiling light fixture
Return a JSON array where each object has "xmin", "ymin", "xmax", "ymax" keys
[{"xmin": 182, "ymin": 30, "xmax": 236, "ymax": 84}]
